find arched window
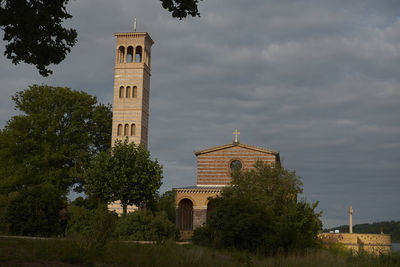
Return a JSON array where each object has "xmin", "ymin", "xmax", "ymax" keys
[
  {"xmin": 131, "ymin": 124, "xmax": 136, "ymax": 136},
  {"xmin": 118, "ymin": 46, "xmax": 125, "ymax": 63},
  {"xmin": 135, "ymin": 46, "xmax": 142, "ymax": 63},
  {"xmin": 178, "ymin": 199, "xmax": 193, "ymax": 231},
  {"xmin": 117, "ymin": 124, "xmax": 122, "ymax": 136},
  {"xmin": 126, "ymin": 86, "xmax": 131, "ymax": 98},
  {"xmin": 230, "ymin": 160, "xmax": 242, "ymax": 171},
  {"xmin": 126, "ymin": 46, "xmax": 133, "ymax": 63},
  {"xmin": 119, "ymin": 86, "xmax": 124, "ymax": 98},
  {"xmin": 132, "ymin": 86, "xmax": 137, "ymax": 98},
  {"xmin": 124, "ymin": 124, "xmax": 129, "ymax": 136}
]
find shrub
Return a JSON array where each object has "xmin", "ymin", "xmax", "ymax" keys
[
  {"xmin": 5, "ymin": 184, "xmax": 63, "ymax": 236},
  {"xmin": 115, "ymin": 209, "xmax": 179, "ymax": 241},
  {"xmin": 66, "ymin": 205, "xmax": 117, "ymax": 252}
]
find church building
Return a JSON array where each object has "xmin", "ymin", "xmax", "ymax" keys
[{"xmin": 174, "ymin": 130, "xmax": 280, "ymax": 236}]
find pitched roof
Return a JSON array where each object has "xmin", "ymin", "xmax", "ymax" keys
[{"xmin": 194, "ymin": 142, "xmax": 279, "ymax": 156}]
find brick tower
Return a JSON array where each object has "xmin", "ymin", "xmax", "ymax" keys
[{"xmin": 111, "ymin": 27, "xmax": 154, "ymax": 147}]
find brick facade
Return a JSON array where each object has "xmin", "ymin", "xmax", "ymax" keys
[{"xmin": 196, "ymin": 143, "xmax": 279, "ymax": 186}]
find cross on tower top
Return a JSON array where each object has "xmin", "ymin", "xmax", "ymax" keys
[{"xmin": 232, "ymin": 129, "xmax": 240, "ymax": 143}]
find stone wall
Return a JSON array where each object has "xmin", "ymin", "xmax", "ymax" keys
[{"xmin": 318, "ymin": 233, "xmax": 392, "ymax": 254}]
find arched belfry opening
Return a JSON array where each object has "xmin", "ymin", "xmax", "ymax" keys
[
  {"xmin": 135, "ymin": 46, "xmax": 142, "ymax": 62},
  {"xmin": 118, "ymin": 46, "xmax": 125, "ymax": 63},
  {"xmin": 178, "ymin": 199, "xmax": 193, "ymax": 230},
  {"xmin": 126, "ymin": 86, "xmax": 131, "ymax": 98},
  {"xmin": 126, "ymin": 46, "xmax": 134, "ymax": 63}
]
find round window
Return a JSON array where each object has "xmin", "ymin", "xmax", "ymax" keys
[{"xmin": 230, "ymin": 160, "xmax": 242, "ymax": 171}]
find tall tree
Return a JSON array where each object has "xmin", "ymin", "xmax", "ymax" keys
[
  {"xmin": 0, "ymin": 84, "xmax": 112, "ymax": 196},
  {"xmin": 85, "ymin": 140, "xmax": 163, "ymax": 214},
  {"xmin": 0, "ymin": 0, "xmax": 202, "ymax": 76}
]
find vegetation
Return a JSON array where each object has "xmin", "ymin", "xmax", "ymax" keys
[
  {"xmin": 153, "ymin": 190, "xmax": 176, "ymax": 224},
  {"xmin": 0, "ymin": 0, "xmax": 202, "ymax": 76},
  {"xmin": 0, "ymin": 237, "xmax": 399, "ymax": 266},
  {"xmin": 326, "ymin": 221, "xmax": 400, "ymax": 242},
  {"xmin": 85, "ymin": 139, "xmax": 163, "ymax": 214},
  {"xmin": 193, "ymin": 161, "xmax": 322, "ymax": 255},
  {"xmin": 0, "ymin": 85, "xmax": 112, "ymax": 197},
  {"xmin": 115, "ymin": 209, "xmax": 179, "ymax": 241},
  {"xmin": 66, "ymin": 205, "xmax": 117, "ymax": 252},
  {"xmin": 5, "ymin": 184, "xmax": 64, "ymax": 236}
]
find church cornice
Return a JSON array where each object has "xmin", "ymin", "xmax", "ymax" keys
[
  {"xmin": 114, "ymin": 32, "xmax": 154, "ymax": 45},
  {"xmin": 194, "ymin": 143, "xmax": 279, "ymax": 157}
]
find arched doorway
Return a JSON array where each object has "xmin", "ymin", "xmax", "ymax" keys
[{"xmin": 178, "ymin": 199, "xmax": 193, "ymax": 230}]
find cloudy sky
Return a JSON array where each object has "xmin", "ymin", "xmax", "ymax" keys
[{"xmin": 1, "ymin": 0, "xmax": 400, "ymax": 228}]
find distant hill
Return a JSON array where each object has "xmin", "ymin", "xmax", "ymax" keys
[{"xmin": 324, "ymin": 221, "xmax": 400, "ymax": 242}]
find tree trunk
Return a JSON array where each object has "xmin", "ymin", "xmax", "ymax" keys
[{"xmin": 123, "ymin": 204, "xmax": 127, "ymax": 215}]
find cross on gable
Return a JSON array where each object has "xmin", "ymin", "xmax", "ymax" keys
[{"xmin": 232, "ymin": 129, "xmax": 240, "ymax": 143}]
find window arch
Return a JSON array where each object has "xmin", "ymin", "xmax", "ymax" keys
[
  {"xmin": 132, "ymin": 86, "xmax": 137, "ymax": 98},
  {"xmin": 124, "ymin": 124, "xmax": 129, "ymax": 136},
  {"xmin": 117, "ymin": 124, "xmax": 123, "ymax": 136},
  {"xmin": 118, "ymin": 46, "xmax": 125, "ymax": 63},
  {"xmin": 119, "ymin": 86, "xmax": 124, "ymax": 98},
  {"xmin": 135, "ymin": 46, "xmax": 142, "ymax": 62},
  {"xmin": 126, "ymin": 86, "xmax": 131, "ymax": 98},
  {"xmin": 230, "ymin": 160, "xmax": 242, "ymax": 171},
  {"xmin": 126, "ymin": 46, "xmax": 133, "ymax": 63},
  {"xmin": 131, "ymin": 124, "xmax": 136, "ymax": 136}
]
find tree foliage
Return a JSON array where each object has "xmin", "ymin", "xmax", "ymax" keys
[
  {"xmin": 0, "ymin": 0, "xmax": 77, "ymax": 76},
  {"xmin": 5, "ymin": 183, "xmax": 64, "ymax": 236},
  {"xmin": 160, "ymin": 0, "xmax": 201, "ymax": 19},
  {"xmin": 85, "ymin": 140, "xmax": 163, "ymax": 214},
  {"xmin": 193, "ymin": 161, "xmax": 322, "ymax": 255},
  {"xmin": 0, "ymin": 0, "xmax": 201, "ymax": 76},
  {"xmin": 0, "ymin": 85, "xmax": 112, "ymax": 196}
]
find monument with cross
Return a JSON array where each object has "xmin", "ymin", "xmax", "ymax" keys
[{"xmin": 173, "ymin": 130, "xmax": 280, "ymax": 238}]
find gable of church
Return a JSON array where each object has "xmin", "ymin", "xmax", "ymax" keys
[{"xmin": 195, "ymin": 143, "xmax": 280, "ymax": 186}]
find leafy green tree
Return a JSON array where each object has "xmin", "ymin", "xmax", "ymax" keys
[
  {"xmin": 6, "ymin": 183, "xmax": 64, "ymax": 236},
  {"xmin": 0, "ymin": 0, "xmax": 201, "ymax": 76},
  {"xmin": 0, "ymin": 0, "xmax": 77, "ymax": 76},
  {"xmin": 154, "ymin": 190, "xmax": 176, "ymax": 224},
  {"xmin": 85, "ymin": 139, "xmax": 163, "ymax": 214},
  {"xmin": 0, "ymin": 85, "xmax": 112, "ymax": 196},
  {"xmin": 193, "ymin": 161, "xmax": 322, "ymax": 255}
]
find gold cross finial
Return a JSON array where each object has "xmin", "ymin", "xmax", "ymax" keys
[
  {"xmin": 232, "ymin": 129, "xmax": 240, "ymax": 143},
  {"xmin": 134, "ymin": 18, "xmax": 137, "ymax": 32}
]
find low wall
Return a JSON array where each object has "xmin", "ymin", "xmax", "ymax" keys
[{"xmin": 318, "ymin": 233, "xmax": 391, "ymax": 254}]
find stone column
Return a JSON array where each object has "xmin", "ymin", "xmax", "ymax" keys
[{"xmin": 349, "ymin": 205, "xmax": 353, "ymax": 234}]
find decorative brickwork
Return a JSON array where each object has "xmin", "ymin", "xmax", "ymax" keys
[{"xmin": 195, "ymin": 143, "xmax": 279, "ymax": 186}]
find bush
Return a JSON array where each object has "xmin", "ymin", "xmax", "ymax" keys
[
  {"xmin": 115, "ymin": 209, "xmax": 179, "ymax": 241},
  {"xmin": 66, "ymin": 205, "xmax": 117, "ymax": 252},
  {"xmin": 193, "ymin": 161, "xmax": 322, "ymax": 255},
  {"xmin": 5, "ymin": 184, "xmax": 63, "ymax": 236}
]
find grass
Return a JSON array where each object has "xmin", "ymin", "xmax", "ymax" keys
[{"xmin": 0, "ymin": 236, "xmax": 399, "ymax": 266}]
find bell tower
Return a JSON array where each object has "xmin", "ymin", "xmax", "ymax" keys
[{"xmin": 111, "ymin": 26, "xmax": 154, "ymax": 147}]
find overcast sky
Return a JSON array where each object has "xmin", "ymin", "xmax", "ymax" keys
[{"xmin": 1, "ymin": 0, "xmax": 400, "ymax": 228}]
